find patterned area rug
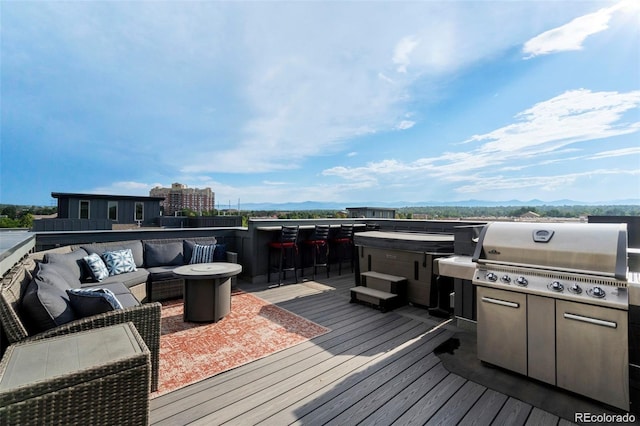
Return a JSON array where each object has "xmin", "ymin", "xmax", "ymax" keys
[{"xmin": 151, "ymin": 290, "xmax": 330, "ymax": 398}]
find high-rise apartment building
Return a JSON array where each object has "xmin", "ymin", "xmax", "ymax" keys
[{"xmin": 150, "ymin": 183, "xmax": 215, "ymax": 216}]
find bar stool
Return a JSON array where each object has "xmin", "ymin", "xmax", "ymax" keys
[
  {"xmin": 331, "ymin": 224, "xmax": 354, "ymax": 275},
  {"xmin": 267, "ymin": 225, "xmax": 299, "ymax": 287},
  {"xmin": 303, "ymin": 225, "xmax": 330, "ymax": 280}
]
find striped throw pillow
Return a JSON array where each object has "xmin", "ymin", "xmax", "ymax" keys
[{"xmin": 189, "ymin": 244, "xmax": 216, "ymax": 264}]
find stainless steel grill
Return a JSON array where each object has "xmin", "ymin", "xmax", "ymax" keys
[{"xmin": 472, "ymin": 221, "xmax": 630, "ymax": 411}]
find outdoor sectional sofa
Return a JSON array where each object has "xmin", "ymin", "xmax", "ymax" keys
[{"xmin": 0, "ymin": 236, "xmax": 237, "ymax": 393}]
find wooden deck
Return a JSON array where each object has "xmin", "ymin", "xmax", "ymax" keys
[{"xmin": 150, "ymin": 274, "xmax": 578, "ymax": 425}]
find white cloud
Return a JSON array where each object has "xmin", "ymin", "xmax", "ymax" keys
[
  {"xmin": 324, "ymin": 89, "xmax": 640, "ymax": 194},
  {"xmin": 587, "ymin": 147, "xmax": 640, "ymax": 160},
  {"xmin": 89, "ymin": 181, "xmax": 154, "ymax": 195},
  {"xmin": 377, "ymin": 73, "xmax": 395, "ymax": 85},
  {"xmin": 175, "ymin": 2, "xmax": 571, "ymax": 176},
  {"xmin": 396, "ymin": 120, "xmax": 416, "ymax": 130},
  {"xmin": 393, "ymin": 36, "xmax": 419, "ymax": 73},
  {"xmin": 467, "ymin": 89, "xmax": 640, "ymax": 157},
  {"xmin": 522, "ymin": 0, "xmax": 634, "ymax": 58}
]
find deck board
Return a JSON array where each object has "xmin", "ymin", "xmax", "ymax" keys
[
  {"xmin": 150, "ymin": 275, "xmax": 592, "ymax": 425},
  {"xmin": 525, "ymin": 407, "xmax": 560, "ymax": 425},
  {"xmin": 388, "ymin": 373, "xmax": 467, "ymax": 425},
  {"xmin": 426, "ymin": 379, "xmax": 487, "ymax": 425},
  {"xmin": 213, "ymin": 325, "xmax": 446, "ymax": 425},
  {"xmin": 329, "ymin": 363, "xmax": 451, "ymax": 425},
  {"xmin": 280, "ymin": 337, "xmax": 450, "ymax": 425},
  {"xmin": 493, "ymin": 397, "xmax": 533, "ymax": 425},
  {"xmin": 458, "ymin": 388, "xmax": 509, "ymax": 426}
]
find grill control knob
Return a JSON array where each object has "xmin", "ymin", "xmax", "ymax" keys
[
  {"xmin": 549, "ymin": 281, "xmax": 564, "ymax": 292},
  {"xmin": 515, "ymin": 276, "xmax": 528, "ymax": 287},
  {"xmin": 486, "ymin": 272, "xmax": 498, "ymax": 282},
  {"xmin": 590, "ymin": 286, "xmax": 606, "ymax": 298},
  {"xmin": 501, "ymin": 275, "xmax": 511, "ymax": 283},
  {"xmin": 568, "ymin": 283, "xmax": 582, "ymax": 294}
]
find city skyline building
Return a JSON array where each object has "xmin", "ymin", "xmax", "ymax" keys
[{"xmin": 150, "ymin": 183, "xmax": 215, "ymax": 216}]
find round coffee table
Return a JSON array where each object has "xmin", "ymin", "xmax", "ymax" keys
[{"xmin": 173, "ymin": 262, "xmax": 243, "ymax": 322}]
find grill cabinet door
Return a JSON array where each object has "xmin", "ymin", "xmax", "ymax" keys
[
  {"xmin": 527, "ymin": 294, "xmax": 556, "ymax": 385},
  {"xmin": 556, "ymin": 300, "xmax": 629, "ymax": 411},
  {"xmin": 477, "ymin": 286, "xmax": 527, "ymax": 375}
]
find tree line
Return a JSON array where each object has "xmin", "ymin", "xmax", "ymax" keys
[
  {"xmin": 395, "ymin": 205, "xmax": 640, "ymax": 219},
  {"xmin": 1, "ymin": 204, "xmax": 638, "ymax": 229},
  {"xmin": 0, "ymin": 205, "xmax": 58, "ymax": 228}
]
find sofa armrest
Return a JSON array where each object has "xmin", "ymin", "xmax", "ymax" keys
[
  {"xmin": 23, "ymin": 302, "xmax": 162, "ymax": 392},
  {"xmin": 226, "ymin": 251, "xmax": 238, "ymax": 264}
]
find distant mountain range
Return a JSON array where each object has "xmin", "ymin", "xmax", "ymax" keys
[{"xmin": 236, "ymin": 199, "xmax": 640, "ymax": 211}]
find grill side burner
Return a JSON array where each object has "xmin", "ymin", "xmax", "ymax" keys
[{"xmin": 472, "ymin": 222, "xmax": 630, "ymax": 411}]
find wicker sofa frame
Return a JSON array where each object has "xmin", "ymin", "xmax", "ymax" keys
[
  {"xmin": 55, "ymin": 237, "xmax": 238, "ymax": 303},
  {"xmin": 0, "ymin": 323, "xmax": 151, "ymax": 425},
  {"xmin": 0, "ymin": 236, "xmax": 237, "ymax": 394},
  {"xmin": 134, "ymin": 237, "xmax": 238, "ymax": 302},
  {"xmin": 0, "ymin": 256, "xmax": 161, "ymax": 393}
]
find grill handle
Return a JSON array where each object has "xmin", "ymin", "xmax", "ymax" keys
[
  {"xmin": 563, "ymin": 313, "xmax": 617, "ymax": 329},
  {"xmin": 481, "ymin": 297, "xmax": 519, "ymax": 309}
]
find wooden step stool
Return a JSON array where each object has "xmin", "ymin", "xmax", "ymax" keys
[
  {"xmin": 350, "ymin": 271, "xmax": 407, "ymax": 312},
  {"xmin": 361, "ymin": 271, "xmax": 407, "ymax": 294}
]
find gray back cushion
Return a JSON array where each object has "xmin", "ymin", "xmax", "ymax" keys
[
  {"xmin": 21, "ymin": 264, "xmax": 76, "ymax": 333},
  {"xmin": 43, "ymin": 248, "xmax": 88, "ymax": 285},
  {"xmin": 82, "ymin": 240, "xmax": 144, "ymax": 268},
  {"xmin": 144, "ymin": 242, "xmax": 184, "ymax": 267}
]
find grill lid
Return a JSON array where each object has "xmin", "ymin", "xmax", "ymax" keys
[{"xmin": 472, "ymin": 222, "xmax": 628, "ymax": 280}]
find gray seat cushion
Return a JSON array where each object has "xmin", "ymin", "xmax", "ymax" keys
[
  {"xmin": 97, "ymin": 269, "xmax": 149, "ymax": 289},
  {"xmin": 79, "ymin": 282, "xmax": 140, "ymax": 309},
  {"xmin": 146, "ymin": 266, "xmax": 180, "ymax": 281},
  {"xmin": 144, "ymin": 242, "xmax": 184, "ymax": 267}
]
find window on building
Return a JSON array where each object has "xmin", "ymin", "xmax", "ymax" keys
[
  {"xmin": 135, "ymin": 202, "xmax": 144, "ymax": 222},
  {"xmin": 79, "ymin": 200, "xmax": 90, "ymax": 219},
  {"xmin": 108, "ymin": 201, "xmax": 118, "ymax": 221}
]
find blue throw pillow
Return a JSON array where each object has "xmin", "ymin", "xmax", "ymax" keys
[
  {"xmin": 66, "ymin": 288, "xmax": 123, "ymax": 318},
  {"xmin": 213, "ymin": 243, "xmax": 227, "ymax": 262},
  {"xmin": 83, "ymin": 253, "xmax": 109, "ymax": 281},
  {"xmin": 102, "ymin": 249, "xmax": 137, "ymax": 276},
  {"xmin": 189, "ymin": 244, "xmax": 216, "ymax": 264}
]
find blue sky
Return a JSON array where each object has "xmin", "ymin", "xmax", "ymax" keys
[{"xmin": 2, "ymin": 0, "xmax": 639, "ymax": 207}]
